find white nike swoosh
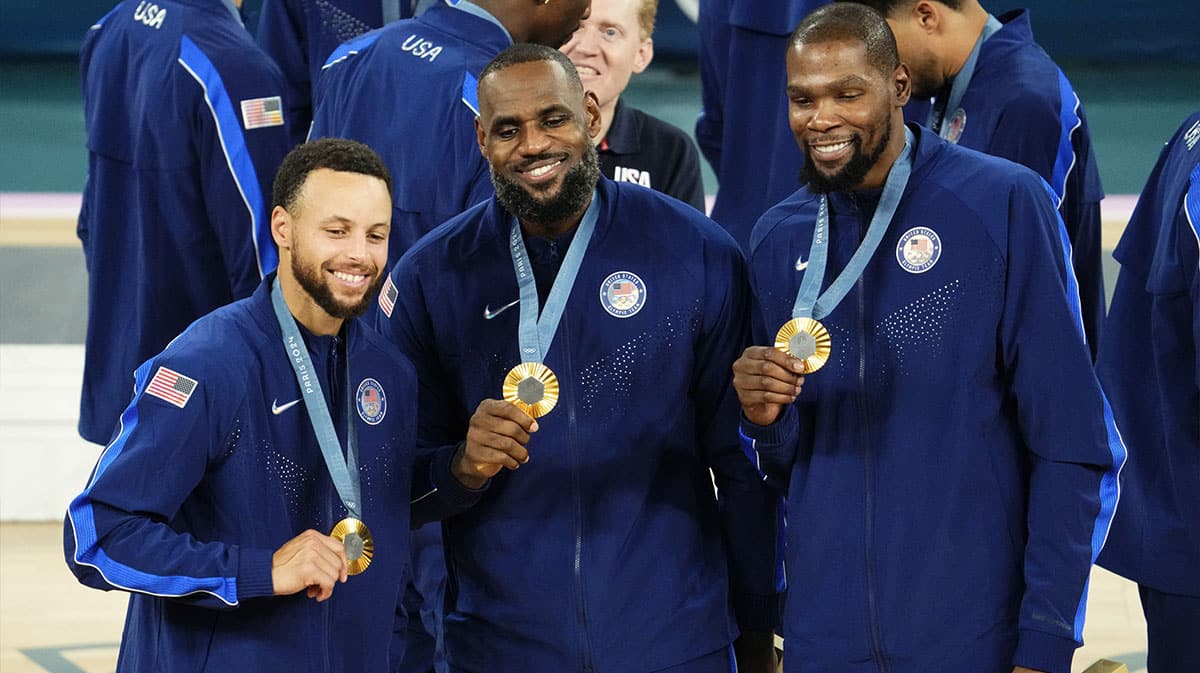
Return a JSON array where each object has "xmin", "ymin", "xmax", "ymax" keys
[
  {"xmin": 272, "ymin": 398, "xmax": 301, "ymax": 415},
  {"xmin": 796, "ymin": 259, "xmax": 809, "ymax": 271},
  {"xmin": 483, "ymin": 299, "xmax": 520, "ymax": 320}
]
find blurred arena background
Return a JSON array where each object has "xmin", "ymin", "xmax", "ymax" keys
[{"xmin": 0, "ymin": 1, "xmax": 1196, "ymax": 671}]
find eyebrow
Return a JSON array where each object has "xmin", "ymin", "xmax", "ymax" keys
[
  {"xmin": 787, "ymin": 74, "xmax": 872, "ymax": 95},
  {"xmin": 489, "ymin": 104, "xmax": 573, "ymax": 131}
]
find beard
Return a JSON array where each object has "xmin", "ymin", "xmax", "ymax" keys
[
  {"xmin": 491, "ymin": 142, "xmax": 601, "ymax": 235},
  {"xmin": 290, "ymin": 245, "xmax": 384, "ymax": 321},
  {"xmin": 798, "ymin": 120, "xmax": 892, "ymax": 194}
]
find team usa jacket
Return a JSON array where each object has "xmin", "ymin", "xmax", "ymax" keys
[
  {"xmin": 1098, "ymin": 111, "xmax": 1200, "ymax": 598},
  {"xmin": 310, "ymin": 0, "xmax": 503, "ymax": 267},
  {"xmin": 377, "ymin": 178, "xmax": 779, "ymax": 673},
  {"xmin": 599, "ymin": 98, "xmax": 705, "ymax": 212},
  {"xmin": 938, "ymin": 9, "xmax": 1106, "ymax": 357},
  {"xmin": 695, "ymin": 0, "xmax": 824, "ymax": 249},
  {"xmin": 65, "ymin": 278, "xmax": 479, "ymax": 673},
  {"xmin": 741, "ymin": 126, "xmax": 1125, "ymax": 673},
  {"xmin": 256, "ymin": 0, "xmax": 416, "ymax": 145},
  {"xmin": 77, "ymin": 0, "xmax": 292, "ymax": 445}
]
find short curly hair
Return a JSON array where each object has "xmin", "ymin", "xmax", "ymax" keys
[{"xmin": 271, "ymin": 138, "xmax": 392, "ymax": 212}]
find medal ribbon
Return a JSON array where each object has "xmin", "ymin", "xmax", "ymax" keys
[
  {"xmin": 792, "ymin": 128, "xmax": 915, "ymax": 321},
  {"xmin": 271, "ymin": 278, "xmax": 362, "ymax": 520},
  {"xmin": 508, "ymin": 190, "xmax": 601, "ymax": 364},
  {"xmin": 928, "ymin": 14, "xmax": 1002, "ymax": 136}
]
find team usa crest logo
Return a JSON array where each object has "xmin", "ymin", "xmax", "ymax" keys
[
  {"xmin": 356, "ymin": 378, "xmax": 386, "ymax": 425},
  {"xmin": 897, "ymin": 227, "xmax": 943, "ymax": 274},
  {"xmin": 945, "ymin": 108, "xmax": 967, "ymax": 144},
  {"xmin": 600, "ymin": 271, "xmax": 647, "ymax": 318}
]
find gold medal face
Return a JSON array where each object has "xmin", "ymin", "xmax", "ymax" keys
[
  {"xmin": 774, "ymin": 317, "xmax": 832, "ymax": 374},
  {"xmin": 502, "ymin": 362, "xmax": 560, "ymax": 418},
  {"xmin": 330, "ymin": 517, "xmax": 374, "ymax": 575}
]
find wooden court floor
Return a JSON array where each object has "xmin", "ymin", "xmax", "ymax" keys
[{"xmin": 0, "ymin": 522, "xmax": 1150, "ymax": 673}]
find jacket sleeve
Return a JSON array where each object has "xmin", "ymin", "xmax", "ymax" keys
[
  {"xmin": 694, "ymin": 232, "xmax": 779, "ymax": 632},
  {"xmin": 695, "ymin": 0, "xmax": 730, "ymax": 173},
  {"xmin": 181, "ymin": 38, "xmax": 292, "ymax": 297},
  {"xmin": 375, "ymin": 262, "xmax": 486, "ymax": 526},
  {"xmin": 998, "ymin": 177, "xmax": 1126, "ymax": 673},
  {"xmin": 64, "ymin": 355, "xmax": 276, "ymax": 610},
  {"xmin": 255, "ymin": 0, "xmax": 313, "ymax": 145}
]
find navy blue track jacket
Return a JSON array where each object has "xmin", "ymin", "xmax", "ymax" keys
[
  {"xmin": 65, "ymin": 278, "xmax": 479, "ymax": 672},
  {"xmin": 933, "ymin": 9, "xmax": 1106, "ymax": 357},
  {"xmin": 742, "ymin": 126, "xmax": 1125, "ymax": 673},
  {"xmin": 78, "ymin": 0, "xmax": 292, "ymax": 445},
  {"xmin": 1097, "ymin": 110, "xmax": 1200, "ymax": 598},
  {"xmin": 256, "ymin": 0, "xmax": 416, "ymax": 145},
  {"xmin": 696, "ymin": 0, "xmax": 827, "ymax": 249},
  {"xmin": 310, "ymin": 0, "xmax": 503, "ymax": 267},
  {"xmin": 377, "ymin": 179, "xmax": 778, "ymax": 673}
]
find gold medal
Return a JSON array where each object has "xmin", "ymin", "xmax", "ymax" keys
[
  {"xmin": 502, "ymin": 362, "xmax": 560, "ymax": 418},
  {"xmin": 330, "ymin": 517, "xmax": 374, "ymax": 575},
  {"xmin": 775, "ymin": 317, "xmax": 832, "ymax": 374}
]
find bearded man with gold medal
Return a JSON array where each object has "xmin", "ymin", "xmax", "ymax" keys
[
  {"xmin": 375, "ymin": 44, "xmax": 779, "ymax": 673},
  {"xmin": 65, "ymin": 140, "xmax": 475, "ymax": 673}
]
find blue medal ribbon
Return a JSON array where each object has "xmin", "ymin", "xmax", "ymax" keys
[
  {"xmin": 928, "ymin": 15, "xmax": 1002, "ymax": 136},
  {"xmin": 793, "ymin": 128, "xmax": 915, "ymax": 321},
  {"xmin": 508, "ymin": 190, "xmax": 601, "ymax": 365},
  {"xmin": 271, "ymin": 278, "xmax": 361, "ymax": 520}
]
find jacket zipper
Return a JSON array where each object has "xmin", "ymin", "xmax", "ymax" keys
[
  {"xmin": 562, "ymin": 316, "xmax": 594, "ymax": 673},
  {"xmin": 856, "ymin": 202, "xmax": 888, "ymax": 672}
]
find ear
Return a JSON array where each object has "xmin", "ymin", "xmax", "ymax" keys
[
  {"xmin": 893, "ymin": 62, "xmax": 912, "ymax": 108},
  {"xmin": 270, "ymin": 205, "xmax": 292, "ymax": 250},
  {"xmin": 913, "ymin": 0, "xmax": 940, "ymax": 34},
  {"xmin": 631, "ymin": 38, "xmax": 654, "ymax": 74},
  {"xmin": 584, "ymin": 90, "xmax": 602, "ymax": 138}
]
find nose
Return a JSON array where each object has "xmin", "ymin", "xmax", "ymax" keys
[
  {"xmin": 806, "ymin": 99, "xmax": 839, "ymax": 132},
  {"xmin": 564, "ymin": 24, "xmax": 598, "ymax": 57},
  {"xmin": 345, "ymin": 230, "xmax": 370, "ymax": 262},
  {"xmin": 518, "ymin": 123, "xmax": 552, "ymax": 157}
]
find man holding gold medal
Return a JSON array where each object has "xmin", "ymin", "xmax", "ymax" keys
[
  {"xmin": 64, "ymin": 139, "xmax": 476, "ymax": 672},
  {"xmin": 377, "ymin": 44, "xmax": 779, "ymax": 673},
  {"xmin": 731, "ymin": 5, "xmax": 1124, "ymax": 673}
]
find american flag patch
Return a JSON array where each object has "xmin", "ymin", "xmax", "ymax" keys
[
  {"xmin": 379, "ymin": 275, "xmax": 398, "ymax": 317},
  {"xmin": 240, "ymin": 96, "xmax": 284, "ymax": 130},
  {"xmin": 145, "ymin": 367, "xmax": 199, "ymax": 408}
]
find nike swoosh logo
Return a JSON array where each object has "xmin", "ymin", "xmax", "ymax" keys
[
  {"xmin": 483, "ymin": 299, "xmax": 520, "ymax": 320},
  {"xmin": 272, "ymin": 398, "xmax": 301, "ymax": 415},
  {"xmin": 796, "ymin": 258, "xmax": 809, "ymax": 271}
]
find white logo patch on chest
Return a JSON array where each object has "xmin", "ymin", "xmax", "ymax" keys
[
  {"xmin": 599, "ymin": 271, "xmax": 647, "ymax": 318},
  {"xmin": 896, "ymin": 227, "xmax": 943, "ymax": 274}
]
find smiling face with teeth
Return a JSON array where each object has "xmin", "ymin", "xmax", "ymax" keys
[
  {"xmin": 476, "ymin": 54, "xmax": 603, "ymax": 238},
  {"xmin": 785, "ymin": 37, "xmax": 911, "ymax": 193},
  {"xmin": 272, "ymin": 167, "xmax": 392, "ymax": 335}
]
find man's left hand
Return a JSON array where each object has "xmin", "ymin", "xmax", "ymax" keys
[{"xmin": 733, "ymin": 631, "xmax": 779, "ymax": 673}]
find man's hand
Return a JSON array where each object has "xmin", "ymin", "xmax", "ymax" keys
[
  {"xmin": 732, "ymin": 346, "xmax": 806, "ymax": 426},
  {"xmin": 452, "ymin": 399, "xmax": 537, "ymax": 489},
  {"xmin": 733, "ymin": 630, "xmax": 779, "ymax": 673},
  {"xmin": 271, "ymin": 529, "xmax": 349, "ymax": 602}
]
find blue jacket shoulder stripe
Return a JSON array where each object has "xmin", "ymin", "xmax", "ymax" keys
[
  {"xmin": 322, "ymin": 31, "xmax": 382, "ymax": 70},
  {"xmin": 461, "ymin": 71, "xmax": 480, "ymax": 116},
  {"xmin": 1187, "ymin": 162, "xmax": 1200, "ymax": 263},
  {"xmin": 176, "ymin": 36, "xmax": 276, "ymax": 278},
  {"xmin": 1049, "ymin": 69, "xmax": 1082, "ymax": 208},
  {"xmin": 67, "ymin": 354, "xmax": 240, "ymax": 606}
]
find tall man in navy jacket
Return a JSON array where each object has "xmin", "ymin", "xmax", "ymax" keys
[
  {"xmin": 1097, "ymin": 111, "xmax": 1200, "ymax": 672},
  {"xmin": 310, "ymin": 0, "xmax": 592, "ymax": 267},
  {"xmin": 77, "ymin": 0, "xmax": 293, "ymax": 446},
  {"xmin": 730, "ymin": 6, "xmax": 1123, "ymax": 672},
  {"xmin": 64, "ymin": 139, "xmax": 484, "ymax": 673},
  {"xmin": 377, "ymin": 44, "xmax": 779, "ymax": 673},
  {"xmin": 842, "ymin": 0, "xmax": 1107, "ymax": 357}
]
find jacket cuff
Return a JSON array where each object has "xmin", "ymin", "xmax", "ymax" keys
[
  {"xmin": 430, "ymin": 442, "xmax": 489, "ymax": 509},
  {"xmin": 739, "ymin": 405, "xmax": 797, "ymax": 446},
  {"xmin": 733, "ymin": 591, "xmax": 780, "ymax": 632},
  {"xmin": 236, "ymin": 547, "xmax": 277, "ymax": 601},
  {"xmin": 1013, "ymin": 629, "xmax": 1078, "ymax": 673}
]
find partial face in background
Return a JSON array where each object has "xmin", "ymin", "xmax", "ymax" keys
[
  {"xmin": 786, "ymin": 38, "xmax": 908, "ymax": 192},
  {"xmin": 278, "ymin": 169, "xmax": 391, "ymax": 319},
  {"xmin": 476, "ymin": 59, "xmax": 603, "ymax": 231},
  {"xmin": 560, "ymin": 0, "xmax": 653, "ymax": 112},
  {"xmin": 529, "ymin": 0, "xmax": 594, "ymax": 48},
  {"xmin": 885, "ymin": 12, "xmax": 944, "ymax": 100}
]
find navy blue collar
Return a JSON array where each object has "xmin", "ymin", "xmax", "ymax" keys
[{"xmin": 601, "ymin": 98, "xmax": 640, "ymax": 155}]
